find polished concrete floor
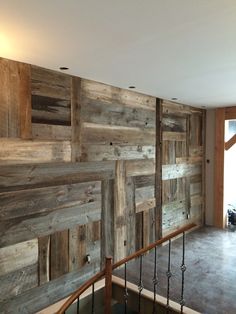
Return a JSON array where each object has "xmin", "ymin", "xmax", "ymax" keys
[{"xmin": 115, "ymin": 226, "xmax": 236, "ymax": 314}]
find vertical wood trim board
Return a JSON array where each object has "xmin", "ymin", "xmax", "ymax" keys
[{"xmin": 214, "ymin": 108, "xmax": 225, "ymax": 228}]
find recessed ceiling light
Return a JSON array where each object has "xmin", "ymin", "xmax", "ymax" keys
[
  {"xmin": 171, "ymin": 97, "xmax": 178, "ymax": 101},
  {"xmin": 129, "ymin": 86, "xmax": 136, "ymax": 89},
  {"xmin": 59, "ymin": 66, "xmax": 69, "ymax": 71}
]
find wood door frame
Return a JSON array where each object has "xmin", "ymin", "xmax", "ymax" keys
[{"xmin": 214, "ymin": 107, "xmax": 236, "ymax": 228}]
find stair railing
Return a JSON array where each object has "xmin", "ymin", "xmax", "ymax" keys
[{"xmin": 57, "ymin": 223, "xmax": 196, "ymax": 314}]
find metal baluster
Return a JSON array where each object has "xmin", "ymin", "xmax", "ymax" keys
[
  {"xmin": 77, "ymin": 297, "xmax": 80, "ymax": 314},
  {"xmin": 138, "ymin": 255, "xmax": 144, "ymax": 313},
  {"xmin": 152, "ymin": 246, "xmax": 158, "ymax": 314},
  {"xmin": 180, "ymin": 232, "xmax": 186, "ymax": 314},
  {"xmin": 166, "ymin": 239, "xmax": 172, "ymax": 313},
  {"xmin": 91, "ymin": 283, "xmax": 95, "ymax": 314},
  {"xmin": 124, "ymin": 262, "xmax": 128, "ymax": 314}
]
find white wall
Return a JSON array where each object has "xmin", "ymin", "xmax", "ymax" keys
[{"xmin": 205, "ymin": 109, "xmax": 215, "ymax": 225}]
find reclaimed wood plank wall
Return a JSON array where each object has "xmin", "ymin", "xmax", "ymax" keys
[{"xmin": 0, "ymin": 57, "xmax": 205, "ymax": 313}]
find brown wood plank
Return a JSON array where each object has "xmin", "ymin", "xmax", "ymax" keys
[
  {"xmin": 0, "ymin": 160, "xmax": 115, "ymax": 192},
  {"xmin": 0, "ymin": 59, "xmax": 31, "ymax": 138},
  {"xmin": 71, "ymin": 76, "xmax": 82, "ymax": 162},
  {"xmin": 163, "ymin": 131, "xmax": 186, "ymax": 141},
  {"xmin": 0, "ymin": 181, "xmax": 101, "ymax": 221},
  {"xmin": 0, "ymin": 239, "xmax": 38, "ymax": 276},
  {"xmin": 81, "ymin": 79, "xmax": 156, "ymax": 111},
  {"xmin": 81, "ymin": 144, "xmax": 155, "ymax": 161},
  {"xmin": 31, "ymin": 65, "xmax": 71, "ymax": 100},
  {"xmin": 50, "ymin": 230, "xmax": 69, "ymax": 280},
  {"xmin": 82, "ymin": 122, "xmax": 155, "ymax": 146},
  {"xmin": 81, "ymin": 96, "xmax": 155, "ymax": 129},
  {"xmin": 214, "ymin": 108, "xmax": 225, "ymax": 228},
  {"xmin": 156, "ymin": 99, "xmax": 162, "ymax": 239},
  {"xmin": 0, "ymin": 263, "xmax": 38, "ymax": 303},
  {"xmin": 0, "ymin": 200, "xmax": 101, "ymax": 248},
  {"xmin": 225, "ymin": 134, "xmax": 236, "ymax": 150},
  {"xmin": 38, "ymin": 236, "xmax": 50, "ymax": 285},
  {"xmin": 0, "ymin": 139, "xmax": 71, "ymax": 164},
  {"xmin": 225, "ymin": 106, "xmax": 236, "ymax": 120},
  {"xmin": 125, "ymin": 159, "xmax": 155, "ymax": 177},
  {"xmin": 126, "ymin": 177, "xmax": 136, "ymax": 256},
  {"xmin": 114, "ymin": 161, "xmax": 126, "ymax": 262},
  {"xmin": 32, "ymin": 123, "xmax": 71, "ymax": 140},
  {"xmin": 101, "ymin": 180, "xmax": 114, "ymax": 263}
]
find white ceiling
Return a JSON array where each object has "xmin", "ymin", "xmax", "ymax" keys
[{"xmin": 1, "ymin": 0, "xmax": 236, "ymax": 108}]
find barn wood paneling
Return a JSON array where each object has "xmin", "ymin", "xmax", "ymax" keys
[{"xmin": 0, "ymin": 58, "xmax": 205, "ymax": 312}]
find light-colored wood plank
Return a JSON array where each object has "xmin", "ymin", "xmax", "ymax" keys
[
  {"xmin": 162, "ymin": 163, "xmax": 202, "ymax": 180},
  {"xmin": 82, "ymin": 122, "xmax": 155, "ymax": 146},
  {"xmin": 32, "ymin": 123, "xmax": 71, "ymax": 140},
  {"xmin": 125, "ymin": 159, "xmax": 155, "ymax": 177},
  {"xmin": 163, "ymin": 131, "xmax": 186, "ymax": 141},
  {"xmin": 81, "ymin": 144, "xmax": 155, "ymax": 161},
  {"xmin": 0, "ymin": 239, "xmax": 38, "ymax": 276},
  {"xmin": 114, "ymin": 161, "xmax": 126, "ymax": 261},
  {"xmin": 81, "ymin": 79, "xmax": 156, "ymax": 111},
  {"xmin": 0, "ymin": 139, "xmax": 71, "ymax": 164}
]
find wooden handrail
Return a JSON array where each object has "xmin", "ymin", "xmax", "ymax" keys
[
  {"xmin": 57, "ymin": 269, "xmax": 105, "ymax": 314},
  {"xmin": 112, "ymin": 223, "xmax": 196, "ymax": 269},
  {"xmin": 56, "ymin": 223, "xmax": 196, "ymax": 314}
]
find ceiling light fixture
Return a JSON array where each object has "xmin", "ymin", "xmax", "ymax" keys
[
  {"xmin": 59, "ymin": 66, "xmax": 69, "ymax": 71},
  {"xmin": 129, "ymin": 86, "xmax": 136, "ymax": 89},
  {"xmin": 171, "ymin": 97, "xmax": 178, "ymax": 101}
]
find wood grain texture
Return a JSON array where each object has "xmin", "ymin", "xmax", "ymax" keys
[
  {"xmin": 0, "ymin": 160, "xmax": 115, "ymax": 192},
  {"xmin": 114, "ymin": 161, "xmax": 126, "ymax": 262},
  {"xmin": 32, "ymin": 123, "xmax": 71, "ymax": 140},
  {"xmin": 71, "ymin": 76, "xmax": 82, "ymax": 161},
  {"xmin": 0, "ymin": 59, "xmax": 31, "ymax": 138},
  {"xmin": 0, "ymin": 239, "xmax": 38, "ymax": 276},
  {"xmin": 38, "ymin": 236, "xmax": 50, "ymax": 285},
  {"xmin": 214, "ymin": 108, "xmax": 225, "ymax": 228},
  {"xmin": 50, "ymin": 230, "xmax": 69, "ymax": 280},
  {"xmin": 0, "ymin": 139, "xmax": 71, "ymax": 164},
  {"xmin": 82, "ymin": 122, "xmax": 155, "ymax": 145},
  {"xmin": 81, "ymin": 79, "xmax": 156, "ymax": 111},
  {"xmin": 81, "ymin": 144, "xmax": 155, "ymax": 161}
]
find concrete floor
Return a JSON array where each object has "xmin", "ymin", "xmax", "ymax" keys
[{"xmin": 115, "ymin": 226, "xmax": 236, "ymax": 314}]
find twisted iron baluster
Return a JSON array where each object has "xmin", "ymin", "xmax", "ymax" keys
[
  {"xmin": 91, "ymin": 283, "xmax": 95, "ymax": 314},
  {"xmin": 124, "ymin": 262, "xmax": 128, "ymax": 314},
  {"xmin": 152, "ymin": 246, "xmax": 158, "ymax": 313},
  {"xmin": 180, "ymin": 232, "xmax": 186, "ymax": 314},
  {"xmin": 138, "ymin": 255, "xmax": 144, "ymax": 313},
  {"xmin": 77, "ymin": 297, "xmax": 80, "ymax": 314},
  {"xmin": 166, "ymin": 239, "xmax": 172, "ymax": 313}
]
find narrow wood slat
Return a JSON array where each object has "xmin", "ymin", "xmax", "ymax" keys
[
  {"xmin": 50, "ymin": 230, "xmax": 69, "ymax": 280},
  {"xmin": 38, "ymin": 236, "xmax": 50, "ymax": 285},
  {"xmin": 162, "ymin": 163, "xmax": 202, "ymax": 180},
  {"xmin": 225, "ymin": 134, "xmax": 236, "ymax": 150}
]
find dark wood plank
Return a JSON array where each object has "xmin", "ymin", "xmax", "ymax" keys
[
  {"xmin": 50, "ymin": 230, "xmax": 69, "ymax": 279},
  {"xmin": 101, "ymin": 180, "xmax": 114, "ymax": 263},
  {"xmin": 71, "ymin": 76, "xmax": 82, "ymax": 162},
  {"xmin": 38, "ymin": 236, "xmax": 50, "ymax": 285},
  {"xmin": 156, "ymin": 98, "xmax": 162, "ymax": 239}
]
